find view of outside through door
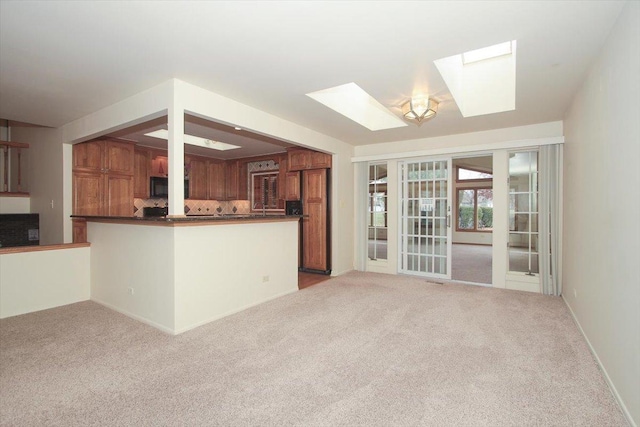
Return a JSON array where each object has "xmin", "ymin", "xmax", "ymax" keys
[
  {"xmin": 400, "ymin": 160, "xmax": 450, "ymax": 278},
  {"xmin": 368, "ymin": 163, "xmax": 387, "ymax": 261},
  {"xmin": 452, "ymin": 158, "xmax": 493, "ymax": 284},
  {"xmin": 508, "ymin": 151, "xmax": 539, "ymax": 274}
]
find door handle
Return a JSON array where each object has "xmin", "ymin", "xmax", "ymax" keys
[{"xmin": 447, "ymin": 215, "xmax": 451, "ymax": 228}]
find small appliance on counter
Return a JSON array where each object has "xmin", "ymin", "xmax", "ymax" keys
[
  {"xmin": 285, "ymin": 200, "xmax": 303, "ymax": 215},
  {"xmin": 143, "ymin": 206, "xmax": 168, "ymax": 217}
]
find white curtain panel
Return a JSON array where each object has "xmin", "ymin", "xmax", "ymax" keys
[{"xmin": 538, "ymin": 144, "xmax": 563, "ymax": 296}]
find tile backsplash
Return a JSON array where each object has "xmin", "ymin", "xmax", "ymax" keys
[{"xmin": 133, "ymin": 198, "xmax": 250, "ymax": 217}]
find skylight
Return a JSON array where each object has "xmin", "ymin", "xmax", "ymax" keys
[
  {"xmin": 145, "ymin": 129, "xmax": 241, "ymax": 151},
  {"xmin": 462, "ymin": 41, "xmax": 513, "ymax": 64},
  {"xmin": 306, "ymin": 82, "xmax": 407, "ymax": 131},
  {"xmin": 434, "ymin": 40, "xmax": 517, "ymax": 118}
]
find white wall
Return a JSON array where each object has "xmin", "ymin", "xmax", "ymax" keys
[
  {"xmin": 88, "ymin": 222, "xmax": 176, "ymax": 333},
  {"xmin": 173, "ymin": 220, "xmax": 299, "ymax": 333},
  {"xmin": 88, "ymin": 219, "xmax": 300, "ymax": 335},
  {"xmin": 562, "ymin": 1, "xmax": 640, "ymax": 425},
  {"xmin": 353, "ymin": 122, "xmax": 563, "ymax": 161},
  {"xmin": 11, "ymin": 127, "xmax": 65, "ymax": 245},
  {"xmin": 0, "ymin": 246, "xmax": 90, "ymax": 318},
  {"xmin": 0, "ymin": 195, "xmax": 30, "ymax": 213}
]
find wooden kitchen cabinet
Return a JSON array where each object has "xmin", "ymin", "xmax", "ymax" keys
[
  {"xmin": 225, "ymin": 160, "xmax": 249, "ymax": 200},
  {"xmin": 73, "ymin": 172, "xmax": 104, "ymax": 216},
  {"xmin": 186, "ymin": 156, "xmax": 208, "ymax": 200},
  {"xmin": 105, "ymin": 173, "xmax": 134, "ymax": 216},
  {"xmin": 208, "ymin": 161, "xmax": 226, "ymax": 200},
  {"xmin": 72, "ymin": 141, "xmax": 103, "ymax": 172},
  {"xmin": 150, "ymin": 154, "xmax": 168, "ymax": 177},
  {"xmin": 287, "ymin": 147, "xmax": 331, "ymax": 171},
  {"xmin": 284, "ymin": 171, "xmax": 300, "ymax": 201},
  {"xmin": 133, "ymin": 148, "xmax": 150, "ymax": 198},
  {"xmin": 72, "ymin": 140, "xmax": 134, "ymax": 221}
]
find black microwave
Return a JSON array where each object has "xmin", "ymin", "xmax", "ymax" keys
[{"xmin": 150, "ymin": 177, "xmax": 189, "ymax": 199}]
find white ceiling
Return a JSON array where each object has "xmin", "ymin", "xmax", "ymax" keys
[{"xmin": 0, "ymin": 1, "xmax": 625, "ymax": 147}]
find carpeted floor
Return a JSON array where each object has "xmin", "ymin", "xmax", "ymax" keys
[
  {"xmin": 0, "ymin": 272, "xmax": 627, "ymax": 426},
  {"xmin": 452, "ymin": 243, "xmax": 493, "ymax": 284}
]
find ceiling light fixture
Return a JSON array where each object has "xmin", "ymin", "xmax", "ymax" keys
[{"xmin": 401, "ymin": 95, "xmax": 439, "ymax": 125}]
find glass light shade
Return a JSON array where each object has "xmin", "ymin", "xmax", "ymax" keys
[{"xmin": 402, "ymin": 96, "xmax": 439, "ymax": 124}]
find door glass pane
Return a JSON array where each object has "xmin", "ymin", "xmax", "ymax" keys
[
  {"xmin": 367, "ymin": 163, "xmax": 388, "ymax": 261},
  {"xmin": 401, "ymin": 159, "xmax": 450, "ymax": 277},
  {"xmin": 508, "ymin": 151, "xmax": 539, "ymax": 274}
]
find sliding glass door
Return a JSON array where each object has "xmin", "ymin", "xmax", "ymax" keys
[{"xmin": 399, "ymin": 159, "xmax": 452, "ymax": 279}]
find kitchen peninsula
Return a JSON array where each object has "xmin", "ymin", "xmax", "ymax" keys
[{"xmin": 76, "ymin": 214, "xmax": 300, "ymax": 334}]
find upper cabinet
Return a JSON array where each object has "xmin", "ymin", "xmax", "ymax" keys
[
  {"xmin": 287, "ymin": 148, "xmax": 331, "ymax": 171},
  {"xmin": 186, "ymin": 156, "xmax": 208, "ymax": 200},
  {"xmin": 225, "ymin": 160, "xmax": 248, "ymax": 201},
  {"xmin": 133, "ymin": 148, "xmax": 150, "ymax": 198},
  {"xmin": 150, "ymin": 153, "xmax": 168, "ymax": 177},
  {"xmin": 72, "ymin": 140, "xmax": 134, "ymax": 216},
  {"xmin": 208, "ymin": 161, "xmax": 226, "ymax": 201}
]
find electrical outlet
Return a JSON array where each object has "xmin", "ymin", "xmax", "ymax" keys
[
  {"xmin": 262, "ymin": 275, "xmax": 270, "ymax": 283},
  {"xmin": 128, "ymin": 287, "xmax": 135, "ymax": 295}
]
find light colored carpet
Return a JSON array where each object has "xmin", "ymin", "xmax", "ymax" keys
[
  {"xmin": 452, "ymin": 243, "xmax": 492, "ymax": 284},
  {"xmin": 0, "ymin": 272, "xmax": 627, "ymax": 426}
]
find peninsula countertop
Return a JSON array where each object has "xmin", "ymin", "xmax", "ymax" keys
[{"xmin": 71, "ymin": 214, "xmax": 304, "ymax": 226}]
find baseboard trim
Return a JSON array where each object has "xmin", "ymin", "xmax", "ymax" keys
[
  {"xmin": 562, "ymin": 295, "xmax": 637, "ymax": 427},
  {"xmin": 90, "ymin": 298, "xmax": 175, "ymax": 335},
  {"xmin": 173, "ymin": 288, "xmax": 299, "ymax": 335}
]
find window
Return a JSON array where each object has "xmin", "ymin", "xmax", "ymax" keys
[
  {"xmin": 457, "ymin": 167, "xmax": 492, "ymax": 181},
  {"xmin": 251, "ymin": 172, "xmax": 280, "ymax": 211},
  {"xmin": 457, "ymin": 188, "xmax": 493, "ymax": 231},
  {"xmin": 368, "ymin": 163, "xmax": 387, "ymax": 260}
]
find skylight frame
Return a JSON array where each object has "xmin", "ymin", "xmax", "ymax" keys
[
  {"xmin": 462, "ymin": 41, "xmax": 513, "ymax": 65},
  {"xmin": 145, "ymin": 129, "xmax": 241, "ymax": 151},
  {"xmin": 306, "ymin": 82, "xmax": 407, "ymax": 131}
]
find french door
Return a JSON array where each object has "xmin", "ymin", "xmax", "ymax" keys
[{"xmin": 399, "ymin": 158, "xmax": 452, "ymax": 279}]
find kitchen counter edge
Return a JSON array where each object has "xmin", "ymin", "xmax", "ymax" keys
[{"xmin": 71, "ymin": 214, "xmax": 304, "ymax": 227}]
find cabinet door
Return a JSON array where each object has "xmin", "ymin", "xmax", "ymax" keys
[
  {"xmin": 310, "ymin": 151, "xmax": 331, "ymax": 169},
  {"xmin": 208, "ymin": 162, "xmax": 226, "ymax": 200},
  {"xmin": 73, "ymin": 172, "xmax": 104, "ymax": 215},
  {"xmin": 302, "ymin": 169, "xmax": 328, "ymax": 271},
  {"xmin": 104, "ymin": 141, "xmax": 134, "ymax": 176},
  {"xmin": 285, "ymin": 171, "xmax": 301, "ymax": 201},
  {"xmin": 226, "ymin": 161, "xmax": 239, "ymax": 200},
  {"xmin": 105, "ymin": 174, "xmax": 133, "ymax": 216},
  {"xmin": 237, "ymin": 161, "xmax": 249, "ymax": 200},
  {"xmin": 188, "ymin": 157, "xmax": 208, "ymax": 200},
  {"xmin": 72, "ymin": 219, "xmax": 87, "ymax": 243},
  {"xmin": 150, "ymin": 155, "xmax": 168, "ymax": 177},
  {"xmin": 133, "ymin": 148, "xmax": 150, "ymax": 198},
  {"xmin": 288, "ymin": 149, "xmax": 309, "ymax": 171},
  {"xmin": 72, "ymin": 141, "xmax": 103, "ymax": 173}
]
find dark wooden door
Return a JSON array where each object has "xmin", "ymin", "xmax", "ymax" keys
[{"xmin": 302, "ymin": 168, "xmax": 328, "ymax": 272}]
